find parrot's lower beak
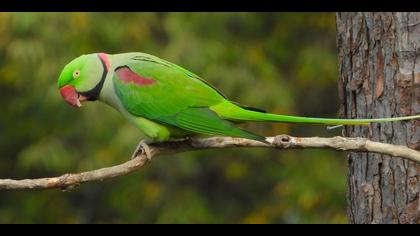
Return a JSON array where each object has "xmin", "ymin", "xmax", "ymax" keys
[{"xmin": 59, "ymin": 85, "xmax": 88, "ymax": 108}]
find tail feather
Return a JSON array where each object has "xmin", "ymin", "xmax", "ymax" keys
[
  {"xmin": 214, "ymin": 101, "xmax": 420, "ymax": 126},
  {"xmin": 242, "ymin": 113, "xmax": 420, "ymax": 126}
]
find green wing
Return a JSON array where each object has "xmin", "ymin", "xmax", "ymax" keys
[{"xmin": 112, "ymin": 55, "xmax": 266, "ymax": 142}]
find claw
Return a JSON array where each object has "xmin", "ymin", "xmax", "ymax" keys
[{"xmin": 131, "ymin": 140, "xmax": 152, "ymax": 161}]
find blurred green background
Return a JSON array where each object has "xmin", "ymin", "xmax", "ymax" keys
[{"xmin": 0, "ymin": 12, "xmax": 346, "ymax": 223}]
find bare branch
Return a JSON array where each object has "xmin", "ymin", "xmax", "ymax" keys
[{"xmin": 1, "ymin": 135, "xmax": 419, "ymax": 190}]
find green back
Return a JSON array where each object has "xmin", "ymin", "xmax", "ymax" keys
[{"xmin": 112, "ymin": 54, "xmax": 266, "ymax": 142}]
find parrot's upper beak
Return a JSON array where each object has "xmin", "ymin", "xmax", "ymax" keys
[{"xmin": 59, "ymin": 85, "xmax": 88, "ymax": 108}]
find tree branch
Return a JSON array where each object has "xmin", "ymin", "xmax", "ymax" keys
[{"xmin": 1, "ymin": 135, "xmax": 419, "ymax": 190}]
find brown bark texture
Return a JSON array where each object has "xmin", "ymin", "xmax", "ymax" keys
[{"xmin": 337, "ymin": 12, "xmax": 420, "ymax": 224}]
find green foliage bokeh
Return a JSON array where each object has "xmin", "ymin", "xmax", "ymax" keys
[{"xmin": 0, "ymin": 12, "xmax": 346, "ymax": 223}]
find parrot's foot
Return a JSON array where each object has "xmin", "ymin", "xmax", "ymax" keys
[{"xmin": 131, "ymin": 140, "xmax": 152, "ymax": 162}]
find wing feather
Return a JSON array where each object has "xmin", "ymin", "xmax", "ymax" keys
[{"xmin": 112, "ymin": 55, "xmax": 265, "ymax": 142}]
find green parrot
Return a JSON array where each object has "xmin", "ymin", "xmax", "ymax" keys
[{"xmin": 57, "ymin": 52, "xmax": 420, "ymax": 144}]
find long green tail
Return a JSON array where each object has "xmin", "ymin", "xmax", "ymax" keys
[
  {"xmin": 240, "ymin": 112, "xmax": 420, "ymax": 125},
  {"xmin": 216, "ymin": 102, "xmax": 420, "ymax": 125}
]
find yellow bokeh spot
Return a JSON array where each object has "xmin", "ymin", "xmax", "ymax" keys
[
  {"xmin": 224, "ymin": 161, "xmax": 248, "ymax": 181},
  {"xmin": 143, "ymin": 181, "xmax": 163, "ymax": 205}
]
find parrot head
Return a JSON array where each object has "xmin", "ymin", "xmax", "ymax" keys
[{"xmin": 57, "ymin": 53, "xmax": 110, "ymax": 107}]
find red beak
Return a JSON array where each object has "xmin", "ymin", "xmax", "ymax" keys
[{"xmin": 59, "ymin": 85, "xmax": 81, "ymax": 108}]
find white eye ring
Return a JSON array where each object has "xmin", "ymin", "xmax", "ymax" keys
[{"xmin": 73, "ymin": 70, "xmax": 81, "ymax": 78}]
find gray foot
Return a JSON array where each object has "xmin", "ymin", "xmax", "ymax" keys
[{"xmin": 131, "ymin": 140, "xmax": 152, "ymax": 161}]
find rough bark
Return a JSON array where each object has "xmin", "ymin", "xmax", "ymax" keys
[{"xmin": 337, "ymin": 12, "xmax": 420, "ymax": 224}]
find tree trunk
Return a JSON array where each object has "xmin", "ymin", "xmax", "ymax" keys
[{"xmin": 336, "ymin": 12, "xmax": 420, "ymax": 224}]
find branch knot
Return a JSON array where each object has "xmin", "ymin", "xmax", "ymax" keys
[{"xmin": 273, "ymin": 135, "xmax": 296, "ymax": 148}]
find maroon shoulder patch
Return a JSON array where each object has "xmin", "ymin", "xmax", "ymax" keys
[{"xmin": 115, "ymin": 66, "xmax": 156, "ymax": 86}]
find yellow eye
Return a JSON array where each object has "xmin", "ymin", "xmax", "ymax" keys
[{"xmin": 73, "ymin": 70, "xmax": 81, "ymax": 78}]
